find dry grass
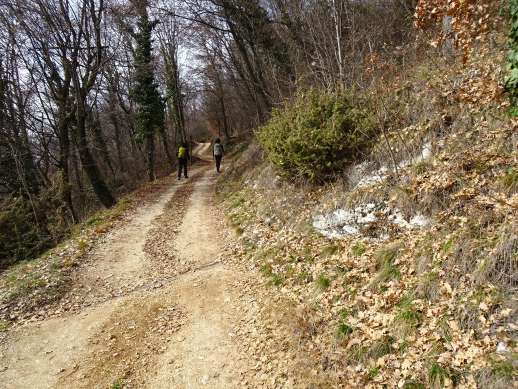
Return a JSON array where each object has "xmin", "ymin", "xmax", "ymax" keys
[
  {"xmin": 454, "ymin": 301, "xmax": 483, "ymax": 332},
  {"xmin": 479, "ymin": 225, "xmax": 518, "ymax": 289},
  {"xmin": 291, "ymin": 306, "xmax": 321, "ymax": 343},
  {"xmin": 416, "ymin": 271, "xmax": 440, "ymax": 301},
  {"xmin": 475, "ymin": 358, "xmax": 516, "ymax": 389},
  {"xmin": 347, "ymin": 335, "xmax": 396, "ymax": 364},
  {"xmin": 370, "ymin": 245, "xmax": 401, "ymax": 288}
]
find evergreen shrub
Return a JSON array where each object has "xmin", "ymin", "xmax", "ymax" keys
[{"xmin": 257, "ymin": 90, "xmax": 375, "ymax": 182}]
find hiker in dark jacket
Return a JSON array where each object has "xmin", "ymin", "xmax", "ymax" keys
[
  {"xmin": 213, "ymin": 138, "xmax": 224, "ymax": 173},
  {"xmin": 177, "ymin": 142, "xmax": 190, "ymax": 179}
]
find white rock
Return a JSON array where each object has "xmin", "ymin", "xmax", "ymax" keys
[
  {"xmin": 342, "ymin": 225, "xmax": 359, "ymax": 235},
  {"xmin": 410, "ymin": 214, "xmax": 431, "ymax": 228},
  {"xmin": 313, "ymin": 203, "xmax": 431, "ymax": 240},
  {"xmin": 354, "ymin": 141, "xmax": 433, "ymax": 189},
  {"xmin": 496, "ymin": 342, "xmax": 507, "ymax": 353},
  {"xmin": 357, "ymin": 213, "xmax": 377, "ymax": 224},
  {"xmin": 421, "ymin": 142, "xmax": 433, "ymax": 160}
]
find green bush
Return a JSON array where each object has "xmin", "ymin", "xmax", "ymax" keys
[{"xmin": 257, "ymin": 90, "xmax": 376, "ymax": 182}]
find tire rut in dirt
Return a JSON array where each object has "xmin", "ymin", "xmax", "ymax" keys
[
  {"xmin": 47, "ymin": 172, "xmax": 201, "ymax": 318},
  {"xmin": 0, "ymin": 175, "xmax": 181, "ymax": 327},
  {"xmin": 55, "ymin": 173, "xmax": 206, "ymax": 388},
  {"xmin": 57, "ymin": 292, "xmax": 187, "ymax": 388},
  {"xmin": 143, "ymin": 170, "xmax": 204, "ymax": 279}
]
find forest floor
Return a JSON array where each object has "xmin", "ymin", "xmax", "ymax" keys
[{"xmin": 0, "ymin": 146, "xmax": 277, "ymax": 389}]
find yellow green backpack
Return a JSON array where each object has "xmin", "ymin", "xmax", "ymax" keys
[{"xmin": 178, "ymin": 146, "xmax": 186, "ymax": 158}]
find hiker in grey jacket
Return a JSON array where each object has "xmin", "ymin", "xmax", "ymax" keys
[{"xmin": 213, "ymin": 138, "xmax": 224, "ymax": 173}]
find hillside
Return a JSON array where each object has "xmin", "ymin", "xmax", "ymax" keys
[{"xmin": 215, "ymin": 25, "xmax": 517, "ymax": 389}]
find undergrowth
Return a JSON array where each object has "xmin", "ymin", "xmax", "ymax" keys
[{"xmin": 0, "ymin": 188, "xmax": 68, "ymax": 269}]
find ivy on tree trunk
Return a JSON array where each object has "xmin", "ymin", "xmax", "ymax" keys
[{"xmin": 131, "ymin": 0, "xmax": 164, "ymax": 182}]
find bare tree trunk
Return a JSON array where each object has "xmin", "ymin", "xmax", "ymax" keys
[
  {"xmin": 75, "ymin": 104, "xmax": 116, "ymax": 208},
  {"xmin": 220, "ymin": 3, "xmax": 272, "ymax": 115},
  {"xmin": 90, "ymin": 114, "xmax": 115, "ymax": 176},
  {"xmin": 71, "ymin": 146, "xmax": 84, "ymax": 194},
  {"xmin": 58, "ymin": 117, "xmax": 78, "ymax": 223},
  {"xmin": 145, "ymin": 132, "xmax": 155, "ymax": 181},
  {"xmin": 332, "ymin": 0, "xmax": 344, "ymax": 88},
  {"xmin": 110, "ymin": 109, "xmax": 125, "ymax": 171},
  {"xmin": 13, "ymin": 92, "xmax": 42, "ymax": 195},
  {"xmin": 219, "ymin": 95, "xmax": 230, "ymax": 140},
  {"xmin": 158, "ymin": 126, "xmax": 174, "ymax": 167},
  {"xmin": 18, "ymin": 129, "xmax": 41, "ymax": 195}
]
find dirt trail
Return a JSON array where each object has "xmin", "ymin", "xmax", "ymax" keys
[
  {"xmin": 145, "ymin": 172, "xmax": 249, "ymax": 388},
  {"xmin": 192, "ymin": 142, "xmax": 212, "ymax": 162},
  {"xmin": 0, "ymin": 176, "xmax": 185, "ymax": 388},
  {"xmin": 0, "ymin": 161, "xmax": 252, "ymax": 388},
  {"xmin": 70, "ymin": 181, "xmax": 182, "ymax": 307},
  {"xmin": 175, "ymin": 175, "xmax": 219, "ymax": 265}
]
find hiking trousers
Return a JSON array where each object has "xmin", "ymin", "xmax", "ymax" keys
[
  {"xmin": 215, "ymin": 155, "xmax": 222, "ymax": 172},
  {"xmin": 178, "ymin": 158, "xmax": 188, "ymax": 178}
]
